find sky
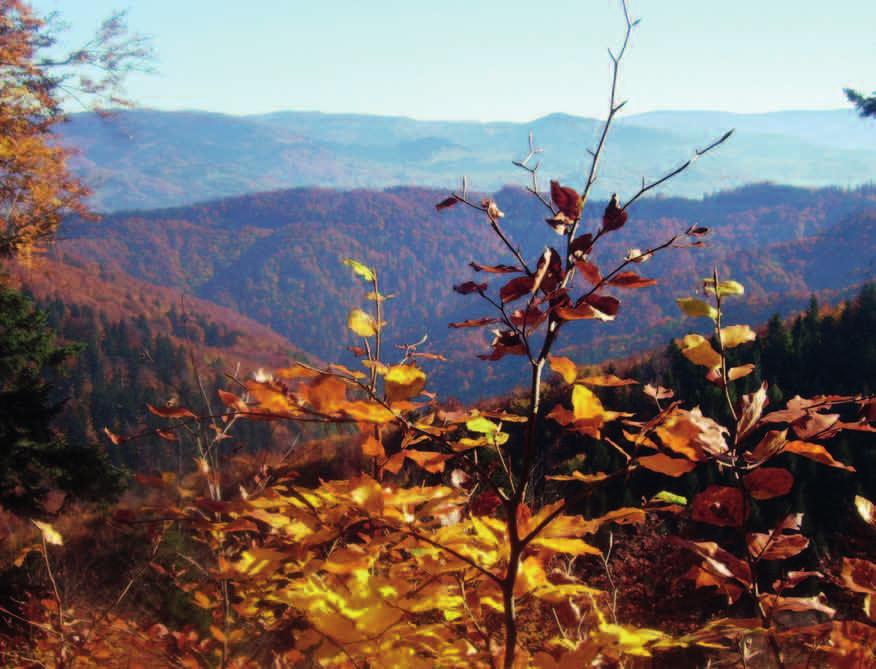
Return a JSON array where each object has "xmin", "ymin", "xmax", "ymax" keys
[{"xmin": 35, "ymin": 0, "xmax": 876, "ymax": 122}]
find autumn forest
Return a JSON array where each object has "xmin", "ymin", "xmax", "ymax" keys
[{"xmin": 2, "ymin": 1, "xmax": 876, "ymax": 667}]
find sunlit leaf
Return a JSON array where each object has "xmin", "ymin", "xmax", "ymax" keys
[
  {"xmin": 347, "ymin": 308, "xmax": 378, "ymax": 337},
  {"xmin": 855, "ymin": 495, "xmax": 876, "ymax": 529},
  {"xmin": 784, "ymin": 440, "xmax": 855, "ymax": 472},
  {"xmin": 676, "ymin": 297, "xmax": 717, "ymax": 320},
  {"xmin": 383, "ymin": 364, "xmax": 426, "ymax": 402},
  {"xmin": 548, "ymin": 355, "xmax": 577, "ymax": 384},
  {"xmin": 677, "ymin": 334, "xmax": 722, "ymax": 368},
  {"xmin": 342, "ymin": 258, "xmax": 375, "ymax": 282},
  {"xmin": 33, "ymin": 520, "xmax": 63, "ymax": 546},
  {"xmin": 704, "ymin": 279, "xmax": 744, "ymax": 297},
  {"xmin": 720, "ymin": 324, "xmax": 756, "ymax": 348}
]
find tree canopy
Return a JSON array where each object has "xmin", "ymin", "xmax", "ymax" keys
[{"xmin": 0, "ymin": 0, "xmax": 151, "ymax": 257}]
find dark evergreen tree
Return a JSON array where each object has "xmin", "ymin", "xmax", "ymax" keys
[{"xmin": 0, "ymin": 286, "xmax": 122, "ymax": 513}]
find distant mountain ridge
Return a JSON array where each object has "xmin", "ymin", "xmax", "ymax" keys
[
  {"xmin": 59, "ymin": 108, "xmax": 876, "ymax": 212},
  {"xmin": 51, "ymin": 182, "xmax": 876, "ymax": 399}
]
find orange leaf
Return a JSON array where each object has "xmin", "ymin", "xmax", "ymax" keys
[
  {"xmin": 147, "ymin": 404, "xmax": 196, "ymax": 419},
  {"xmin": 361, "ymin": 434, "xmax": 385, "ymax": 458},
  {"xmin": 784, "ymin": 440, "xmax": 855, "ymax": 472},
  {"xmin": 637, "ymin": 453, "xmax": 697, "ymax": 477},
  {"xmin": 404, "ymin": 450, "xmax": 453, "ymax": 473},
  {"xmin": 548, "ymin": 355, "xmax": 577, "ymax": 385}
]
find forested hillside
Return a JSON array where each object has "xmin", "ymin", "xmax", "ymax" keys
[{"xmin": 49, "ymin": 182, "xmax": 876, "ymax": 398}]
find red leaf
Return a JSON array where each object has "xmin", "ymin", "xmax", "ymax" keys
[
  {"xmin": 575, "ymin": 260, "xmax": 602, "ymax": 285},
  {"xmin": 585, "ymin": 294, "xmax": 620, "ymax": 316},
  {"xmin": 608, "ymin": 271, "xmax": 657, "ymax": 289},
  {"xmin": 470, "ymin": 262, "xmax": 521, "ymax": 274},
  {"xmin": 602, "ymin": 193, "xmax": 628, "ymax": 231},
  {"xmin": 147, "ymin": 404, "xmax": 197, "ymax": 419},
  {"xmin": 453, "ymin": 281, "xmax": 487, "ymax": 295},
  {"xmin": 569, "ymin": 233, "xmax": 593, "ymax": 259},
  {"xmin": 500, "ymin": 276, "xmax": 535, "ymax": 303},
  {"xmin": 448, "ymin": 317, "xmax": 500, "ymax": 329},
  {"xmin": 550, "ymin": 181, "xmax": 582, "ymax": 220},
  {"xmin": 436, "ymin": 196, "xmax": 458, "ymax": 210}
]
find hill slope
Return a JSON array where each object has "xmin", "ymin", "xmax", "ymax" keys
[{"xmin": 50, "ymin": 183, "xmax": 876, "ymax": 399}]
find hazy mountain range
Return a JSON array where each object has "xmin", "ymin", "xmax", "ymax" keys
[{"xmin": 60, "ymin": 108, "xmax": 876, "ymax": 212}]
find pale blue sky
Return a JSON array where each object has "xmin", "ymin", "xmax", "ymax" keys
[{"xmin": 36, "ymin": 0, "xmax": 876, "ymax": 121}]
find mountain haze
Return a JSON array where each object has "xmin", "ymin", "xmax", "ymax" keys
[{"xmin": 60, "ymin": 108, "xmax": 876, "ymax": 212}]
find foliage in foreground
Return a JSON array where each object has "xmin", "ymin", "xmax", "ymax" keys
[{"xmin": 3, "ymin": 3, "xmax": 876, "ymax": 668}]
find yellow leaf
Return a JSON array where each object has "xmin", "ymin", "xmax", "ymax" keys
[
  {"xmin": 677, "ymin": 334, "xmax": 722, "ymax": 368},
  {"xmin": 720, "ymin": 324, "xmax": 756, "ymax": 348},
  {"xmin": 530, "ymin": 536, "xmax": 601, "ymax": 556},
  {"xmin": 676, "ymin": 297, "xmax": 717, "ymax": 320},
  {"xmin": 347, "ymin": 308, "xmax": 378, "ymax": 337},
  {"xmin": 33, "ymin": 520, "xmax": 63, "ymax": 546},
  {"xmin": 856, "ymin": 496, "xmax": 876, "ymax": 529},
  {"xmin": 343, "ymin": 258, "xmax": 376, "ymax": 282},
  {"xmin": 548, "ymin": 355, "xmax": 577, "ymax": 384},
  {"xmin": 466, "ymin": 416, "xmax": 499, "ymax": 434},
  {"xmin": 383, "ymin": 364, "xmax": 426, "ymax": 402},
  {"xmin": 572, "ymin": 384, "xmax": 604, "ymax": 422},
  {"xmin": 705, "ymin": 279, "xmax": 744, "ymax": 297}
]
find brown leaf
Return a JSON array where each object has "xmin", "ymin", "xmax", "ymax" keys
[
  {"xmin": 608, "ymin": 271, "xmax": 657, "ymax": 289},
  {"xmin": 550, "ymin": 181, "xmax": 581, "ymax": 219},
  {"xmin": 454, "ymin": 281, "xmax": 487, "ymax": 295},
  {"xmin": 674, "ymin": 539, "xmax": 753, "ymax": 586},
  {"xmin": 692, "ymin": 485, "xmax": 746, "ymax": 527},
  {"xmin": 841, "ymin": 558, "xmax": 876, "ymax": 594},
  {"xmin": 644, "ymin": 384, "xmax": 674, "ymax": 401},
  {"xmin": 745, "ymin": 429, "xmax": 789, "ymax": 465},
  {"xmin": 147, "ymin": 403, "xmax": 197, "ymax": 419},
  {"xmin": 575, "ymin": 260, "xmax": 602, "ymax": 285},
  {"xmin": 585, "ymin": 294, "xmax": 620, "ymax": 317},
  {"xmin": 747, "ymin": 532, "xmax": 809, "ymax": 561},
  {"xmin": 436, "ymin": 196, "xmax": 458, "ymax": 210},
  {"xmin": 736, "ymin": 382, "xmax": 768, "ymax": 443},
  {"xmin": 602, "ymin": 193, "xmax": 628, "ymax": 231},
  {"xmin": 743, "ymin": 467, "xmax": 794, "ymax": 500},
  {"xmin": 470, "ymin": 262, "xmax": 521, "ymax": 274},
  {"xmin": 569, "ymin": 233, "xmax": 593, "ymax": 260},
  {"xmin": 500, "ymin": 276, "xmax": 536, "ymax": 303},
  {"xmin": 448, "ymin": 317, "xmax": 500, "ymax": 329}
]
